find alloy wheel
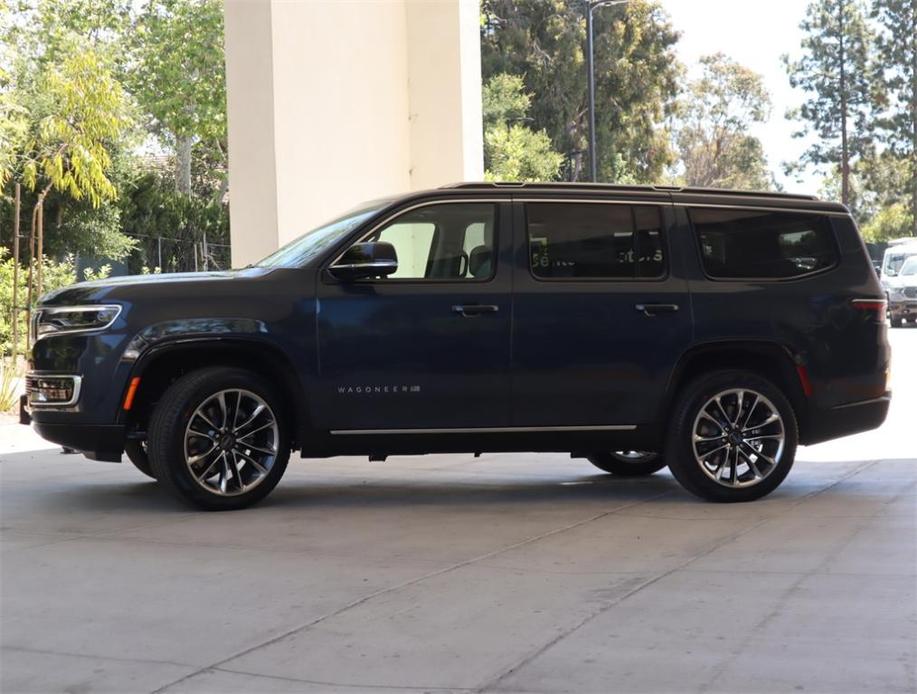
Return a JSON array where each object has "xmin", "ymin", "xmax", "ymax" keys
[
  {"xmin": 691, "ymin": 388, "xmax": 785, "ymax": 489},
  {"xmin": 183, "ymin": 389, "xmax": 280, "ymax": 497}
]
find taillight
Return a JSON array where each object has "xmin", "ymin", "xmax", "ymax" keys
[{"xmin": 851, "ymin": 298, "xmax": 887, "ymax": 312}]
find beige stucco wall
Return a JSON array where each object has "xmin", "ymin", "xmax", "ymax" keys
[{"xmin": 225, "ymin": 0, "xmax": 484, "ymax": 266}]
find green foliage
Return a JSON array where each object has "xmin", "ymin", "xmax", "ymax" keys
[
  {"xmin": 481, "ymin": 0, "xmax": 680, "ymax": 182},
  {"xmin": 675, "ymin": 54, "xmax": 774, "ymax": 190},
  {"xmin": 120, "ymin": 171, "xmax": 229, "ymax": 273},
  {"xmin": 784, "ymin": 0, "xmax": 875, "ymax": 203},
  {"xmin": 21, "ymin": 48, "xmax": 132, "ymax": 206},
  {"xmin": 0, "ymin": 355, "xmax": 23, "ymax": 414},
  {"xmin": 483, "ymin": 74, "xmax": 563, "ymax": 182},
  {"xmin": 870, "ymin": 0, "xmax": 916, "ymax": 235},
  {"xmin": 482, "ymin": 73, "xmax": 532, "ymax": 127},
  {"xmin": 131, "ymin": 0, "xmax": 227, "ymax": 194},
  {"xmin": 860, "ymin": 201, "xmax": 914, "ymax": 241},
  {"xmin": 0, "ymin": 247, "xmax": 82, "ymax": 357}
]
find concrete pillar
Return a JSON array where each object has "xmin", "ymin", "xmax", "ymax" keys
[{"xmin": 225, "ymin": 0, "xmax": 484, "ymax": 267}]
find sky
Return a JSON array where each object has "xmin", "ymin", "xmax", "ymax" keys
[{"xmin": 658, "ymin": 0, "xmax": 820, "ymax": 194}]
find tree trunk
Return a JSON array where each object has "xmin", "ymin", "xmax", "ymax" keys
[
  {"xmin": 175, "ymin": 135, "xmax": 193, "ymax": 195},
  {"xmin": 10, "ymin": 184, "xmax": 21, "ymax": 363},
  {"xmin": 839, "ymin": 0, "xmax": 851, "ymax": 208}
]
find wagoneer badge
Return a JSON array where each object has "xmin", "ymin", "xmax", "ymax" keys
[{"xmin": 337, "ymin": 385, "xmax": 422, "ymax": 395}]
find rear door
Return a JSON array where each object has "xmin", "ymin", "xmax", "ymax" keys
[{"xmin": 510, "ymin": 197, "xmax": 693, "ymax": 427}]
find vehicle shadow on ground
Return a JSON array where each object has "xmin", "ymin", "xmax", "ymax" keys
[{"xmin": 4, "ymin": 452, "xmax": 912, "ymax": 516}]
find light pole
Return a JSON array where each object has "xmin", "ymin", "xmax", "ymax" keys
[{"xmin": 585, "ymin": 0, "xmax": 631, "ymax": 182}]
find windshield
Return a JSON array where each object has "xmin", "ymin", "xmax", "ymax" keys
[
  {"xmin": 255, "ymin": 199, "xmax": 391, "ymax": 268},
  {"xmin": 900, "ymin": 257, "xmax": 917, "ymax": 276}
]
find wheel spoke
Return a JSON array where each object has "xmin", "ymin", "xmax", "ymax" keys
[
  {"xmin": 241, "ymin": 442, "xmax": 277, "ymax": 457},
  {"xmin": 188, "ymin": 428, "xmax": 215, "ymax": 441},
  {"xmin": 216, "ymin": 392, "xmax": 229, "ymax": 429},
  {"xmin": 238, "ymin": 421, "xmax": 273, "ymax": 441},
  {"xmin": 235, "ymin": 448, "xmax": 268, "ymax": 475},
  {"xmin": 713, "ymin": 397, "xmax": 732, "ymax": 427},
  {"xmin": 196, "ymin": 410, "xmax": 219, "ymax": 431},
  {"xmin": 740, "ymin": 393, "xmax": 759, "ymax": 430},
  {"xmin": 234, "ymin": 403, "xmax": 266, "ymax": 434},
  {"xmin": 198, "ymin": 451, "xmax": 222, "ymax": 480},
  {"xmin": 188, "ymin": 443, "xmax": 218, "ymax": 466},
  {"xmin": 699, "ymin": 411, "xmax": 725, "ymax": 431}
]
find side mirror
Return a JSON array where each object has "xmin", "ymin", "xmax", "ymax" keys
[{"xmin": 329, "ymin": 241, "xmax": 398, "ymax": 281}]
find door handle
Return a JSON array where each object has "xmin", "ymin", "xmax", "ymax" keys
[
  {"xmin": 452, "ymin": 304, "xmax": 499, "ymax": 317},
  {"xmin": 635, "ymin": 303, "xmax": 679, "ymax": 317}
]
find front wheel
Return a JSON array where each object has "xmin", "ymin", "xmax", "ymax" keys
[
  {"xmin": 587, "ymin": 451, "xmax": 666, "ymax": 476},
  {"xmin": 665, "ymin": 369, "xmax": 798, "ymax": 503},
  {"xmin": 148, "ymin": 367, "xmax": 290, "ymax": 510}
]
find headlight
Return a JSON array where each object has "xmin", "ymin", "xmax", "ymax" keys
[
  {"xmin": 888, "ymin": 287, "xmax": 905, "ymax": 299},
  {"xmin": 33, "ymin": 305, "xmax": 122, "ymax": 341}
]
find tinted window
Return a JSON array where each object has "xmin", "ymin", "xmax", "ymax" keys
[
  {"xmin": 368, "ymin": 203, "xmax": 496, "ymax": 280},
  {"xmin": 690, "ymin": 208, "xmax": 837, "ymax": 279},
  {"xmin": 527, "ymin": 203, "xmax": 666, "ymax": 279}
]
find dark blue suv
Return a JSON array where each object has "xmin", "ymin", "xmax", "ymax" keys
[{"xmin": 22, "ymin": 183, "xmax": 891, "ymax": 509}]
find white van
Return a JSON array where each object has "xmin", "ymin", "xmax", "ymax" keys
[{"xmin": 880, "ymin": 239, "xmax": 917, "ymax": 292}]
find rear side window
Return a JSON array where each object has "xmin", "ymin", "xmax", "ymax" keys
[
  {"xmin": 690, "ymin": 208, "xmax": 838, "ymax": 279},
  {"xmin": 527, "ymin": 203, "xmax": 666, "ymax": 279}
]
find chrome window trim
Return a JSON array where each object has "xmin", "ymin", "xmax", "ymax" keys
[
  {"xmin": 326, "ymin": 198, "xmax": 510, "ymax": 275},
  {"xmin": 677, "ymin": 202, "xmax": 850, "ymax": 217},
  {"xmin": 330, "ymin": 424, "xmax": 637, "ymax": 435},
  {"xmin": 33, "ymin": 304, "xmax": 122, "ymax": 342},
  {"xmin": 26, "ymin": 373, "xmax": 82, "ymax": 408}
]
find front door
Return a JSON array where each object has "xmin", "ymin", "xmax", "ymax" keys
[
  {"xmin": 511, "ymin": 198, "xmax": 692, "ymax": 427},
  {"xmin": 316, "ymin": 200, "xmax": 513, "ymax": 431}
]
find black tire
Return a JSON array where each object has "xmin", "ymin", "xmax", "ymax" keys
[
  {"xmin": 148, "ymin": 367, "xmax": 290, "ymax": 510},
  {"xmin": 665, "ymin": 369, "xmax": 798, "ymax": 503},
  {"xmin": 891, "ymin": 316, "xmax": 903, "ymax": 328},
  {"xmin": 587, "ymin": 451, "xmax": 666, "ymax": 476},
  {"xmin": 124, "ymin": 440, "xmax": 156, "ymax": 479}
]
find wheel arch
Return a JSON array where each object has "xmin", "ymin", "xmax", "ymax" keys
[
  {"xmin": 120, "ymin": 338, "xmax": 310, "ymax": 450},
  {"xmin": 660, "ymin": 340, "xmax": 810, "ymax": 440}
]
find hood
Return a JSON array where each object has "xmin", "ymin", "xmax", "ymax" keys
[{"xmin": 39, "ymin": 267, "xmax": 274, "ymax": 306}]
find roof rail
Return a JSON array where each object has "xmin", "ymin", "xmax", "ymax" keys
[{"xmin": 440, "ymin": 181, "xmax": 820, "ymax": 201}]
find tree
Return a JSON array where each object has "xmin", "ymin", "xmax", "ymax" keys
[
  {"xmin": 483, "ymin": 74, "xmax": 564, "ymax": 182},
  {"xmin": 675, "ymin": 54, "xmax": 774, "ymax": 190},
  {"xmin": 870, "ymin": 0, "xmax": 916, "ymax": 235},
  {"xmin": 784, "ymin": 0, "xmax": 875, "ymax": 206},
  {"xmin": 131, "ymin": 0, "xmax": 227, "ymax": 196},
  {"xmin": 481, "ymin": 0, "xmax": 680, "ymax": 183}
]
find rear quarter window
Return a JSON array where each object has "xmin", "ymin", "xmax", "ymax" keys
[{"xmin": 689, "ymin": 208, "xmax": 838, "ymax": 279}]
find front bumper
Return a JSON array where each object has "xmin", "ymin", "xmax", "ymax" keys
[{"xmin": 20, "ymin": 396, "xmax": 125, "ymax": 462}]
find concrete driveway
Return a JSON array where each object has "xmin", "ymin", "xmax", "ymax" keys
[{"xmin": 2, "ymin": 329, "xmax": 915, "ymax": 694}]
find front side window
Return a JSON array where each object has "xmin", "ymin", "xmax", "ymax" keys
[
  {"xmin": 690, "ymin": 208, "xmax": 838, "ymax": 279},
  {"xmin": 367, "ymin": 203, "xmax": 497, "ymax": 281},
  {"xmin": 527, "ymin": 203, "xmax": 666, "ymax": 280}
]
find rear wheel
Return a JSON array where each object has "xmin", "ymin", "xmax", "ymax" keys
[
  {"xmin": 148, "ymin": 367, "xmax": 290, "ymax": 510},
  {"xmin": 666, "ymin": 369, "xmax": 797, "ymax": 503},
  {"xmin": 124, "ymin": 440, "xmax": 156, "ymax": 479},
  {"xmin": 587, "ymin": 451, "xmax": 666, "ymax": 476}
]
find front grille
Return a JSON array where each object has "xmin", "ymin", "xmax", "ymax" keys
[{"xmin": 904, "ymin": 287, "xmax": 917, "ymax": 299}]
